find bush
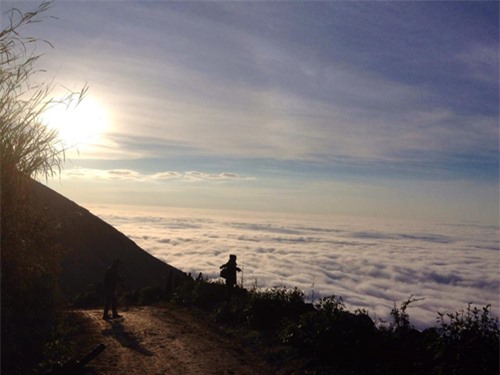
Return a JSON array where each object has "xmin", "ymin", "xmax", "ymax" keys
[
  {"xmin": 281, "ymin": 295, "xmax": 376, "ymax": 370},
  {"xmin": 1, "ymin": 2, "xmax": 86, "ymax": 372},
  {"xmin": 171, "ymin": 277, "xmax": 197, "ymax": 305},
  {"xmin": 73, "ymin": 284, "xmax": 103, "ymax": 308},
  {"xmin": 245, "ymin": 287, "xmax": 306, "ymax": 330},
  {"xmin": 170, "ymin": 279, "xmax": 499, "ymax": 374},
  {"xmin": 138, "ymin": 286, "xmax": 165, "ymax": 305},
  {"xmin": 1, "ymin": 185, "xmax": 65, "ymax": 373},
  {"xmin": 388, "ymin": 295, "xmax": 424, "ymax": 334},
  {"xmin": 172, "ymin": 277, "xmax": 236, "ymax": 309},
  {"xmin": 433, "ymin": 304, "xmax": 500, "ymax": 375}
]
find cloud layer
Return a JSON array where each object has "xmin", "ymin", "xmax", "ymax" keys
[
  {"xmin": 89, "ymin": 205, "xmax": 499, "ymax": 329},
  {"xmin": 62, "ymin": 168, "xmax": 252, "ymax": 182}
]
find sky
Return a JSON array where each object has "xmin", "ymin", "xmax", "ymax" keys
[{"xmin": 3, "ymin": 1, "xmax": 499, "ymax": 224}]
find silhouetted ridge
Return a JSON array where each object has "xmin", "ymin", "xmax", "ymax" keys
[{"xmin": 28, "ymin": 179, "xmax": 184, "ymax": 297}]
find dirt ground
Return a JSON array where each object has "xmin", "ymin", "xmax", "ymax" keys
[{"xmin": 74, "ymin": 305, "xmax": 274, "ymax": 375}]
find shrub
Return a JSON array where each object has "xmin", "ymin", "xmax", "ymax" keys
[
  {"xmin": 73, "ymin": 284, "xmax": 103, "ymax": 308},
  {"xmin": 191, "ymin": 280, "xmax": 228, "ymax": 309},
  {"xmin": 171, "ymin": 276, "xmax": 197, "ymax": 305},
  {"xmin": 138, "ymin": 286, "xmax": 165, "ymax": 305},
  {"xmin": 245, "ymin": 287, "xmax": 306, "ymax": 330},
  {"xmin": 433, "ymin": 304, "xmax": 500, "ymax": 375},
  {"xmin": 315, "ymin": 294, "xmax": 346, "ymax": 314},
  {"xmin": 169, "ymin": 276, "xmax": 499, "ymax": 374},
  {"xmin": 388, "ymin": 295, "xmax": 424, "ymax": 334},
  {"xmin": 281, "ymin": 295, "xmax": 376, "ymax": 370},
  {"xmin": 213, "ymin": 291, "xmax": 250, "ymax": 325},
  {"xmin": 1, "ymin": 2, "xmax": 86, "ymax": 371}
]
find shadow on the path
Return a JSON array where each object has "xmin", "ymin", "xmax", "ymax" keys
[{"xmin": 102, "ymin": 319, "xmax": 154, "ymax": 357}]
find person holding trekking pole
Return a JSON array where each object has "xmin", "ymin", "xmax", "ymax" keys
[{"xmin": 220, "ymin": 254, "xmax": 241, "ymax": 298}]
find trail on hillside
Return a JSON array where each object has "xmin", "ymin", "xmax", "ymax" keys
[{"xmin": 77, "ymin": 306, "xmax": 273, "ymax": 375}]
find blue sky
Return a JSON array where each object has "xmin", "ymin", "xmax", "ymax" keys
[{"xmin": 7, "ymin": 1, "xmax": 498, "ymax": 224}]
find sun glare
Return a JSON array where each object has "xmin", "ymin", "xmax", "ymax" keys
[{"xmin": 42, "ymin": 96, "xmax": 108, "ymax": 148}]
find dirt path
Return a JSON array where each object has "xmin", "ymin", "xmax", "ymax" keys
[{"xmin": 76, "ymin": 306, "xmax": 273, "ymax": 375}]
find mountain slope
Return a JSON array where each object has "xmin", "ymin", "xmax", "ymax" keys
[{"xmin": 28, "ymin": 179, "xmax": 185, "ymax": 297}]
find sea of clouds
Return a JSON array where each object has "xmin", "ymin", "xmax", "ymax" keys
[{"xmin": 88, "ymin": 204, "xmax": 499, "ymax": 329}]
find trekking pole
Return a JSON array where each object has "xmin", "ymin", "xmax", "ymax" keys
[{"xmin": 240, "ymin": 248, "xmax": 245, "ymax": 288}]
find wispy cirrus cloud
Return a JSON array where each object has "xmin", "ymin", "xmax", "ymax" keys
[
  {"xmin": 62, "ymin": 168, "xmax": 253, "ymax": 182},
  {"xmin": 38, "ymin": 2, "xmax": 498, "ymax": 171}
]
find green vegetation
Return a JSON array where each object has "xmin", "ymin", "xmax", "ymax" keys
[
  {"xmin": 70, "ymin": 276, "xmax": 499, "ymax": 374},
  {"xmin": 167, "ymin": 277, "xmax": 499, "ymax": 375},
  {"xmin": 1, "ymin": 2, "xmax": 86, "ymax": 373}
]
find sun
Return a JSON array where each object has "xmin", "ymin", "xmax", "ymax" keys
[{"xmin": 42, "ymin": 96, "xmax": 108, "ymax": 148}]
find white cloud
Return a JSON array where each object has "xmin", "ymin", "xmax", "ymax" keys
[
  {"xmin": 152, "ymin": 171, "xmax": 182, "ymax": 180},
  {"xmin": 87, "ymin": 205, "xmax": 500, "ymax": 329},
  {"xmin": 184, "ymin": 171, "xmax": 252, "ymax": 181},
  {"xmin": 61, "ymin": 168, "xmax": 252, "ymax": 182}
]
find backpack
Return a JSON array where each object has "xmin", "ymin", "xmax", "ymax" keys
[{"xmin": 220, "ymin": 267, "xmax": 228, "ymax": 279}]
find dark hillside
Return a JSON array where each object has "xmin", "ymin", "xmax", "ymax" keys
[{"xmin": 27, "ymin": 179, "xmax": 184, "ymax": 298}]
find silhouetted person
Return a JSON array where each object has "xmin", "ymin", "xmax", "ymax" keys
[
  {"xmin": 220, "ymin": 254, "xmax": 241, "ymax": 297},
  {"xmin": 103, "ymin": 259, "xmax": 122, "ymax": 320}
]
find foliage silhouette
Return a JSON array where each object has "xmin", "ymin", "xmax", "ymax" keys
[
  {"xmin": 170, "ymin": 278, "xmax": 499, "ymax": 374},
  {"xmin": 433, "ymin": 304, "xmax": 500, "ymax": 375},
  {"xmin": 1, "ymin": 2, "xmax": 86, "ymax": 373}
]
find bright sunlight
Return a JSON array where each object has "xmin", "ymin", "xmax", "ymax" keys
[{"xmin": 42, "ymin": 96, "xmax": 108, "ymax": 148}]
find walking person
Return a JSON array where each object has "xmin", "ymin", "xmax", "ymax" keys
[
  {"xmin": 103, "ymin": 259, "xmax": 123, "ymax": 320},
  {"xmin": 220, "ymin": 254, "xmax": 241, "ymax": 298}
]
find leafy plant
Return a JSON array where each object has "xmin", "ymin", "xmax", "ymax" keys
[
  {"xmin": 433, "ymin": 303, "xmax": 500, "ymax": 375},
  {"xmin": 437, "ymin": 303, "xmax": 499, "ymax": 341},
  {"xmin": 0, "ymin": 1, "xmax": 87, "ymax": 182},
  {"xmin": 281, "ymin": 294, "xmax": 376, "ymax": 370},
  {"xmin": 388, "ymin": 295, "xmax": 424, "ymax": 333},
  {"xmin": 245, "ymin": 287, "xmax": 306, "ymax": 330},
  {"xmin": 314, "ymin": 294, "xmax": 346, "ymax": 314},
  {"xmin": 1, "ymin": 2, "xmax": 86, "ymax": 372},
  {"xmin": 171, "ymin": 277, "xmax": 499, "ymax": 374}
]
